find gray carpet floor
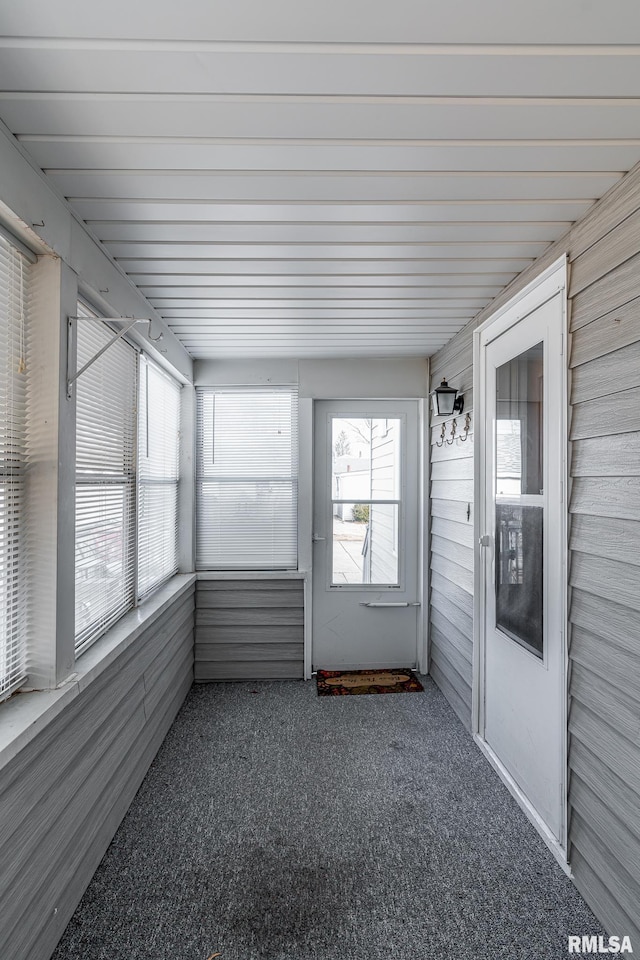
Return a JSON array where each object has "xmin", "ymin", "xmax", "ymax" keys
[{"xmin": 53, "ymin": 677, "xmax": 603, "ymax": 960}]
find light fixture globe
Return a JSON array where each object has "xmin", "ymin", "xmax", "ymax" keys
[{"xmin": 431, "ymin": 378, "xmax": 464, "ymax": 417}]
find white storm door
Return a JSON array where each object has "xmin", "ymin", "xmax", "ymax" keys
[
  {"xmin": 479, "ymin": 289, "xmax": 566, "ymax": 847},
  {"xmin": 312, "ymin": 401, "xmax": 419, "ymax": 671}
]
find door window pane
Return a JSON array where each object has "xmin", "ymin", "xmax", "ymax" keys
[
  {"xmin": 495, "ymin": 504, "xmax": 543, "ymax": 655},
  {"xmin": 495, "ymin": 343, "xmax": 544, "ymax": 657},
  {"xmin": 331, "ymin": 417, "xmax": 401, "ymax": 586},
  {"xmin": 332, "ymin": 418, "xmax": 400, "ymax": 501},
  {"xmin": 496, "ymin": 342, "xmax": 543, "ymax": 496},
  {"xmin": 332, "ymin": 504, "xmax": 399, "ymax": 585}
]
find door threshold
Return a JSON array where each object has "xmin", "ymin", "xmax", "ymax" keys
[
  {"xmin": 314, "ymin": 662, "xmax": 418, "ymax": 672},
  {"xmin": 474, "ymin": 733, "xmax": 571, "ymax": 877}
]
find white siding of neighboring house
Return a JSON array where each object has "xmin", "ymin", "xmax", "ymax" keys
[{"xmin": 370, "ymin": 419, "xmax": 400, "ymax": 584}]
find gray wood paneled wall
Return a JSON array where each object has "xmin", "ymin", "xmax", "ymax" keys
[
  {"xmin": 428, "ymin": 161, "xmax": 640, "ymax": 944},
  {"xmin": 195, "ymin": 578, "xmax": 304, "ymax": 680},
  {"xmin": 0, "ymin": 584, "xmax": 195, "ymax": 960},
  {"xmin": 429, "ymin": 348, "xmax": 475, "ymax": 728}
]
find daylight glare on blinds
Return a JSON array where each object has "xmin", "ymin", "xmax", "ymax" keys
[
  {"xmin": 197, "ymin": 387, "xmax": 298, "ymax": 569},
  {"xmin": 75, "ymin": 307, "xmax": 137, "ymax": 654},
  {"xmin": 137, "ymin": 356, "xmax": 180, "ymax": 598},
  {"xmin": 0, "ymin": 236, "xmax": 28, "ymax": 701}
]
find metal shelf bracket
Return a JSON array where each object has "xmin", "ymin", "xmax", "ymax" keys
[{"xmin": 66, "ymin": 316, "xmax": 159, "ymax": 399}]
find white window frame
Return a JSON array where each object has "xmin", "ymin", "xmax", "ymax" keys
[
  {"xmin": 74, "ymin": 303, "xmax": 138, "ymax": 655},
  {"xmin": 196, "ymin": 385, "xmax": 299, "ymax": 571},
  {"xmin": 0, "ymin": 235, "xmax": 29, "ymax": 702},
  {"xmin": 137, "ymin": 354, "xmax": 181, "ymax": 600}
]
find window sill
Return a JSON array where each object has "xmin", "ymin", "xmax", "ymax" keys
[
  {"xmin": 196, "ymin": 570, "xmax": 306, "ymax": 580},
  {"xmin": 0, "ymin": 573, "xmax": 196, "ymax": 770}
]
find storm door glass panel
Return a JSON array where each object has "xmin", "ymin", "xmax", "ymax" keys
[
  {"xmin": 495, "ymin": 342, "xmax": 544, "ymax": 657},
  {"xmin": 331, "ymin": 417, "xmax": 401, "ymax": 585}
]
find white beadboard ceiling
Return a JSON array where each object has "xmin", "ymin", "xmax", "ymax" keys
[{"xmin": 2, "ymin": 2, "xmax": 640, "ymax": 359}]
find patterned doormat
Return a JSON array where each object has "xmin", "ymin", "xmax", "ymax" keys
[{"xmin": 316, "ymin": 668, "xmax": 424, "ymax": 696}]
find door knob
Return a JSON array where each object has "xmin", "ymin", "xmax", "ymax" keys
[{"xmin": 312, "ymin": 535, "xmax": 326, "ymax": 542}]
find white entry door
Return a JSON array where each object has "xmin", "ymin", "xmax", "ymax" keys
[
  {"xmin": 312, "ymin": 400, "xmax": 420, "ymax": 671},
  {"xmin": 478, "ymin": 274, "xmax": 566, "ymax": 849}
]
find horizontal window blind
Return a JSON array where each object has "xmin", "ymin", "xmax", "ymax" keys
[
  {"xmin": 0, "ymin": 236, "xmax": 28, "ymax": 702},
  {"xmin": 137, "ymin": 355, "xmax": 180, "ymax": 599},
  {"xmin": 197, "ymin": 387, "xmax": 298, "ymax": 569},
  {"xmin": 75, "ymin": 306, "xmax": 137, "ymax": 654}
]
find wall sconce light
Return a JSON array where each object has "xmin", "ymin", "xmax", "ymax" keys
[{"xmin": 431, "ymin": 378, "xmax": 464, "ymax": 418}]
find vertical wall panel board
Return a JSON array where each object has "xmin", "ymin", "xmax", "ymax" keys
[
  {"xmin": 428, "ymin": 161, "xmax": 640, "ymax": 940},
  {"xmin": 0, "ymin": 585, "xmax": 195, "ymax": 960},
  {"xmin": 195, "ymin": 578, "xmax": 304, "ymax": 680}
]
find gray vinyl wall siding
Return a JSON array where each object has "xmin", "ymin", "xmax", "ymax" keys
[
  {"xmin": 195, "ymin": 578, "xmax": 304, "ymax": 680},
  {"xmin": 0, "ymin": 582, "xmax": 195, "ymax": 960},
  {"xmin": 429, "ymin": 346, "xmax": 474, "ymax": 728},
  {"xmin": 428, "ymin": 161, "xmax": 640, "ymax": 945}
]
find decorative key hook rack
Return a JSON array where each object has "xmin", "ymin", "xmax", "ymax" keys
[
  {"xmin": 435, "ymin": 412, "xmax": 472, "ymax": 447},
  {"xmin": 66, "ymin": 315, "xmax": 163, "ymax": 399}
]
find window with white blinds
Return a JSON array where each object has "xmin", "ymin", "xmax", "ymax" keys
[
  {"xmin": 75, "ymin": 307, "xmax": 137, "ymax": 654},
  {"xmin": 0, "ymin": 236, "xmax": 28, "ymax": 702},
  {"xmin": 196, "ymin": 387, "xmax": 298, "ymax": 569},
  {"xmin": 137, "ymin": 356, "xmax": 181, "ymax": 599}
]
